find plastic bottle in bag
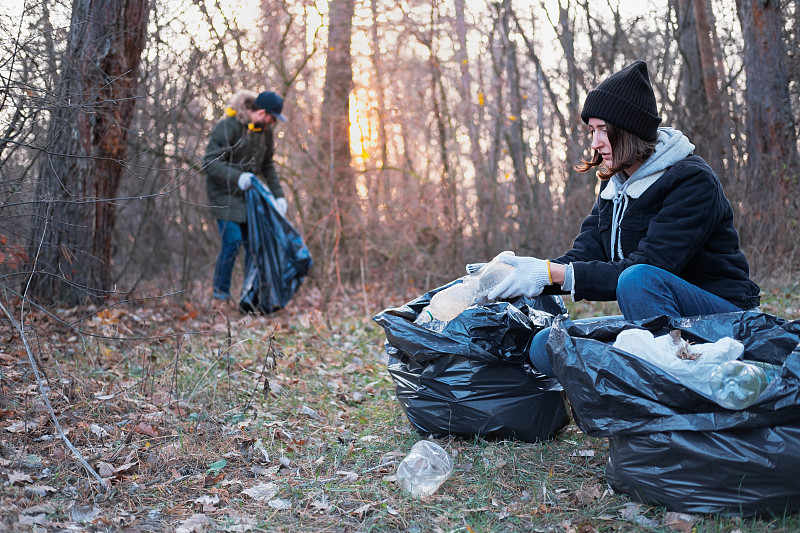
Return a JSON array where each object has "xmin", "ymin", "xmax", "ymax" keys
[
  {"xmin": 414, "ymin": 259, "xmax": 514, "ymax": 325},
  {"xmin": 709, "ymin": 360, "xmax": 769, "ymax": 410},
  {"xmin": 396, "ymin": 440, "xmax": 453, "ymax": 497}
]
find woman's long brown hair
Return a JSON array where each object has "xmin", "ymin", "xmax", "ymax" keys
[{"xmin": 575, "ymin": 122, "xmax": 657, "ymax": 180}]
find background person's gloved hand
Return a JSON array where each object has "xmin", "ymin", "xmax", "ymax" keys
[
  {"xmin": 487, "ymin": 254, "xmax": 551, "ymax": 301},
  {"xmin": 238, "ymin": 172, "xmax": 255, "ymax": 191},
  {"xmin": 275, "ymin": 197, "xmax": 288, "ymax": 216}
]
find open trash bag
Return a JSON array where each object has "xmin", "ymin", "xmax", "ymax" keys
[
  {"xmin": 373, "ymin": 279, "xmax": 570, "ymax": 443},
  {"xmin": 239, "ymin": 179, "xmax": 312, "ymax": 314},
  {"xmin": 547, "ymin": 311, "xmax": 800, "ymax": 516}
]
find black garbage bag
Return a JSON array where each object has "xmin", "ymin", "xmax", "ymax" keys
[
  {"xmin": 548, "ymin": 311, "xmax": 800, "ymax": 516},
  {"xmin": 239, "ymin": 179, "xmax": 312, "ymax": 314},
  {"xmin": 373, "ymin": 280, "xmax": 570, "ymax": 443}
]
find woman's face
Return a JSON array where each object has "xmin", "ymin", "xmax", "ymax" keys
[{"xmin": 588, "ymin": 118, "xmax": 612, "ymax": 166}]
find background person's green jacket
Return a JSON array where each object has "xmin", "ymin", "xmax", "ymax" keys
[{"xmin": 203, "ymin": 113, "xmax": 284, "ymax": 224}]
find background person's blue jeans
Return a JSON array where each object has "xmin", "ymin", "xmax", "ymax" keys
[
  {"xmin": 529, "ymin": 264, "xmax": 744, "ymax": 376},
  {"xmin": 212, "ymin": 220, "xmax": 251, "ymax": 300}
]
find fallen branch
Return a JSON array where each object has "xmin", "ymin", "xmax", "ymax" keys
[{"xmin": 0, "ymin": 300, "xmax": 109, "ymax": 492}]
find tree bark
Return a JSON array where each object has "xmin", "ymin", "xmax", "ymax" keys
[
  {"xmin": 735, "ymin": 0, "xmax": 799, "ymax": 174},
  {"xmin": 316, "ymin": 0, "xmax": 355, "ymax": 280},
  {"xmin": 673, "ymin": 0, "xmax": 732, "ymax": 177},
  {"xmin": 27, "ymin": 0, "xmax": 149, "ymax": 306}
]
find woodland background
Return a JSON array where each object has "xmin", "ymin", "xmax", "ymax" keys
[
  {"xmin": 1, "ymin": 1, "xmax": 800, "ymax": 531},
  {"xmin": 0, "ymin": 0, "xmax": 798, "ymax": 308}
]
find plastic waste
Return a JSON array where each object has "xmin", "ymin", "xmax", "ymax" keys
[
  {"xmin": 396, "ymin": 440, "xmax": 453, "ymax": 497},
  {"xmin": 414, "ymin": 259, "xmax": 514, "ymax": 327},
  {"xmin": 611, "ymin": 329, "xmax": 774, "ymax": 410},
  {"xmin": 709, "ymin": 360, "xmax": 769, "ymax": 410}
]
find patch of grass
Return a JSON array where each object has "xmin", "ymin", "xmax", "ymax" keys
[{"xmin": 1, "ymin": 286, "xmax": 799, "ymax": 531}]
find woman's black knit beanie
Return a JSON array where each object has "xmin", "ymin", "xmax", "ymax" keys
[{"xmin": 581, "ymin": 60, "xmax": 661, "ymax": 142}]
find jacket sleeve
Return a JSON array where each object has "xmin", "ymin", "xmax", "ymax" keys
[
  {"xmin": 569, "ymin": 164, "xmax": 724, "ymax": 302},
  {"xmin": 202, "ymin": 119, "xmax": 244, "ymax": 189},
  {"xmin": 261, "ymin": 129, "xmax": 285, "ymax": 198}
]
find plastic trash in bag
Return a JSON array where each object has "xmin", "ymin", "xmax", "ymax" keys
[
  {"xmin": 547, "ymin": 311, "xmax": 800, "ymax": 516},
  {"xmin": 611, "ymin": 329, "xmax": 775, "ymax": 409},
  {"xmin": 239, "ymin": 179, "xmax": 312, "ymax": 314},
  {"xmin": 373, "ymin": 279, "xmax": 570, "ymax": 443}
]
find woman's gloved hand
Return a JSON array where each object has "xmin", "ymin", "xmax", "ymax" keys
[
  {"xmin": 487, "ymin": 254, "xmax": 552, "ymax": 301},
  {"xmin": 275, "ymin": 197, "xmax": 288, "ymax": 216},
  {"xmin": 238, "ymin": 172, "xmax": 255, "ymax": 190}
]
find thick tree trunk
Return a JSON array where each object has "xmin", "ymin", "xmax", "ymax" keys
[
  {"xmin": 316, "ymin": 0, "xmax": 355, "ymax": 280},
  {"xmin": 735, "ymin": 0, "xmax": 799, "ymax": 172},
  {"xmin": 735, "ymin": 0, "xmax": 799, "ymax": 268},
  {"xmin": 673, "ymin": 0, "xmax": 732, "ymax": 177},
  {"xmin": 27, "ymin": 0, "xmax": 149, "ymax": 306}
]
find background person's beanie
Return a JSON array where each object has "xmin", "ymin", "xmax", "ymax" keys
[{"xmin": 580, "ymin": 60, "xmax": 661, "ymax": 142}]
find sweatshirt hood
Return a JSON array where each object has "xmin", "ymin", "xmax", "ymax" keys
[
  {"xmin": 603, "ymin": 127, "xmax": 695, "ymax": 260},
  {"xmin": 226, "ymin": 90, "xmax": 257, "ymax": 126}
]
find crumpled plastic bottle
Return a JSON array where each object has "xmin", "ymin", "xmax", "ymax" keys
[
  {"xmin": 414, "ymin": 258, "xmax": 514, "ymax": 328},
  {"xmin": 396, "ymin": 440, "xmax": 453, "ymax": 497},
  {"xmin": 709, "ymin": 360, "xmax": 769, "ymax": 410}
]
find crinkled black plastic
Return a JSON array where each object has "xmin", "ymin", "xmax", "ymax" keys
[
  {"xmin": 548, "ymin": 311, "xmax": 800, "ymax": 516},
  {"xmin": 373, "ymin": 281, "xmax": 570, "ymax": 443},
  {"xmin": 239, "ymin": 180, "xmax": 312, "ymax": 314}
]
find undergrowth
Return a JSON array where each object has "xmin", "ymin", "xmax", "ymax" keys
[{"xmin": 0, "ymin": 284, "xmax": 799, "ymax": 532}]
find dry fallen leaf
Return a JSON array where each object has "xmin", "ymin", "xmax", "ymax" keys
[
  {"xmin": 8, "ymin": 471, "xmax": 33, "ymax": 484},
  {"xmin": 71, "ymin": 504, "xmax": 102, "ymax": 523},
  {"xmin": 242, "ymin": 482, "xmax": 279, "ymax": 502},
  {"xmin": 175, "ymin": 513, "xmax": 211, "ymax": 533},
  {"xmin": 268, "ymin": 498, "xmax": 292, "ymax": 510},
  {"xmin": 194, "ymin": 494, "xmax": 220, "ymax": 512},
  {"xmin": 664, "ymin": 511, "xmax": 697, "ymax": 532},
  {"xmin": 24, "ymin": 485, "xmax": 57, "ymax": 497}
]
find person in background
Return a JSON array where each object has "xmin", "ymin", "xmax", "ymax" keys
[
  {"xmin": 482, "ymin": 60, "xmax": 760, "ymax": 376},
  {"xmin": 203, "ymin": 89, "xmax": 289, "ymax": 308}
]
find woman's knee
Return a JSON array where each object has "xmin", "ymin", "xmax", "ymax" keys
[
  {"xmin": 618, "ymin": 264, "xmax": 659, "ymax": 288},
  {"xmin": 529, "ymin": 327, "xmax": 554, "ymax": 376}
]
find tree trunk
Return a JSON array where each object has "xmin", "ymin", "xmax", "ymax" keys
[
  {"xmin": 673, "ymin": 0, "xmax": 732, "ymax": 177},
  {"xmin": 455, "ymin": 0, "xmax": 494, "ymax": 255},
  {"xmin": 27, "ymin": 0, "xmax": 149, "ymax": 306},
  {"xmin": 734, "ymin": 0, "xmax": 799, "ymax": 270},
  {"xmin": 498, "ymin": 1, "xmax": 536, "ymax": 249},
  {"xmin": 735, "ymin": 0, "xmax": 799, "ymax": 174},
  {"xmin": 316, "ymin": 0, "xmax": 355, "ymax": 281}
]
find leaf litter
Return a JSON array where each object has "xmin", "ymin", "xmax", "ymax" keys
[{"xmin": 0, "ymin": 287, "xmax": 798, "ymax": 531}]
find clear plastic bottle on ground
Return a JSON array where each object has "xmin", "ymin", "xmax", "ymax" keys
[
  {"xmin": 709, "ymin": 360, "xmax": 769, "ymax": 410},
  {"xmin": 414, "ymin": 258, "xmax": 515, "ymax": 327},
  {"xmin": 396, "ymin": 440, "xmax": 453, "ymax": 497}
]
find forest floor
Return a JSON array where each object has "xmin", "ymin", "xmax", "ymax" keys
[{"xmin": 1, "ymin": 280, "xmax": 800, "ymax": 532}]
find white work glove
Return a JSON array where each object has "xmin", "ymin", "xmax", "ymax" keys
[
  {"xmin": 238, "ymin": 172, "xmax": 255, "ymax": 191},
  {"xmin": 487, "ymin": 254, "xmax": 552, "ymax": 301},
  {"xmin": 275, "ymin": 197, "xmax": 288, "ymax": 216}
]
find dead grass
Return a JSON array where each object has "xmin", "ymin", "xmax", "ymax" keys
[{"xmin": 1, "ymin": 283, "xmax": 799, "ymax": 532}]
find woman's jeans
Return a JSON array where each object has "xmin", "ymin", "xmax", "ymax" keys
[
  {"xmin": 212, "ymin": 220, "xmax": 251, "ymax": 300},
  {"xmin": 529, "ymin": 264, "xmax": 744, "ymax": 377}
]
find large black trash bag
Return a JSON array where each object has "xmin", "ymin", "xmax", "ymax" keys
[
  {"xmin": 373, "ymin": 280, "xmax": 570, "ymax": 443},
  {"xmin": 548, "ymin": 311, "xmax": 800, "ymax": 516},
  {"xmin": 239, "ymin": 180, "xmax": 312, "ymax": 314}
]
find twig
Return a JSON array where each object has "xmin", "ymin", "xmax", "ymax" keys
[
  {"xmin": 243, "ymin": 325, "xmax": 279, "ymax": 411},
  {"xmin": 0, "ymin": 300, "xmax": 109, "ymax": 492}
]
